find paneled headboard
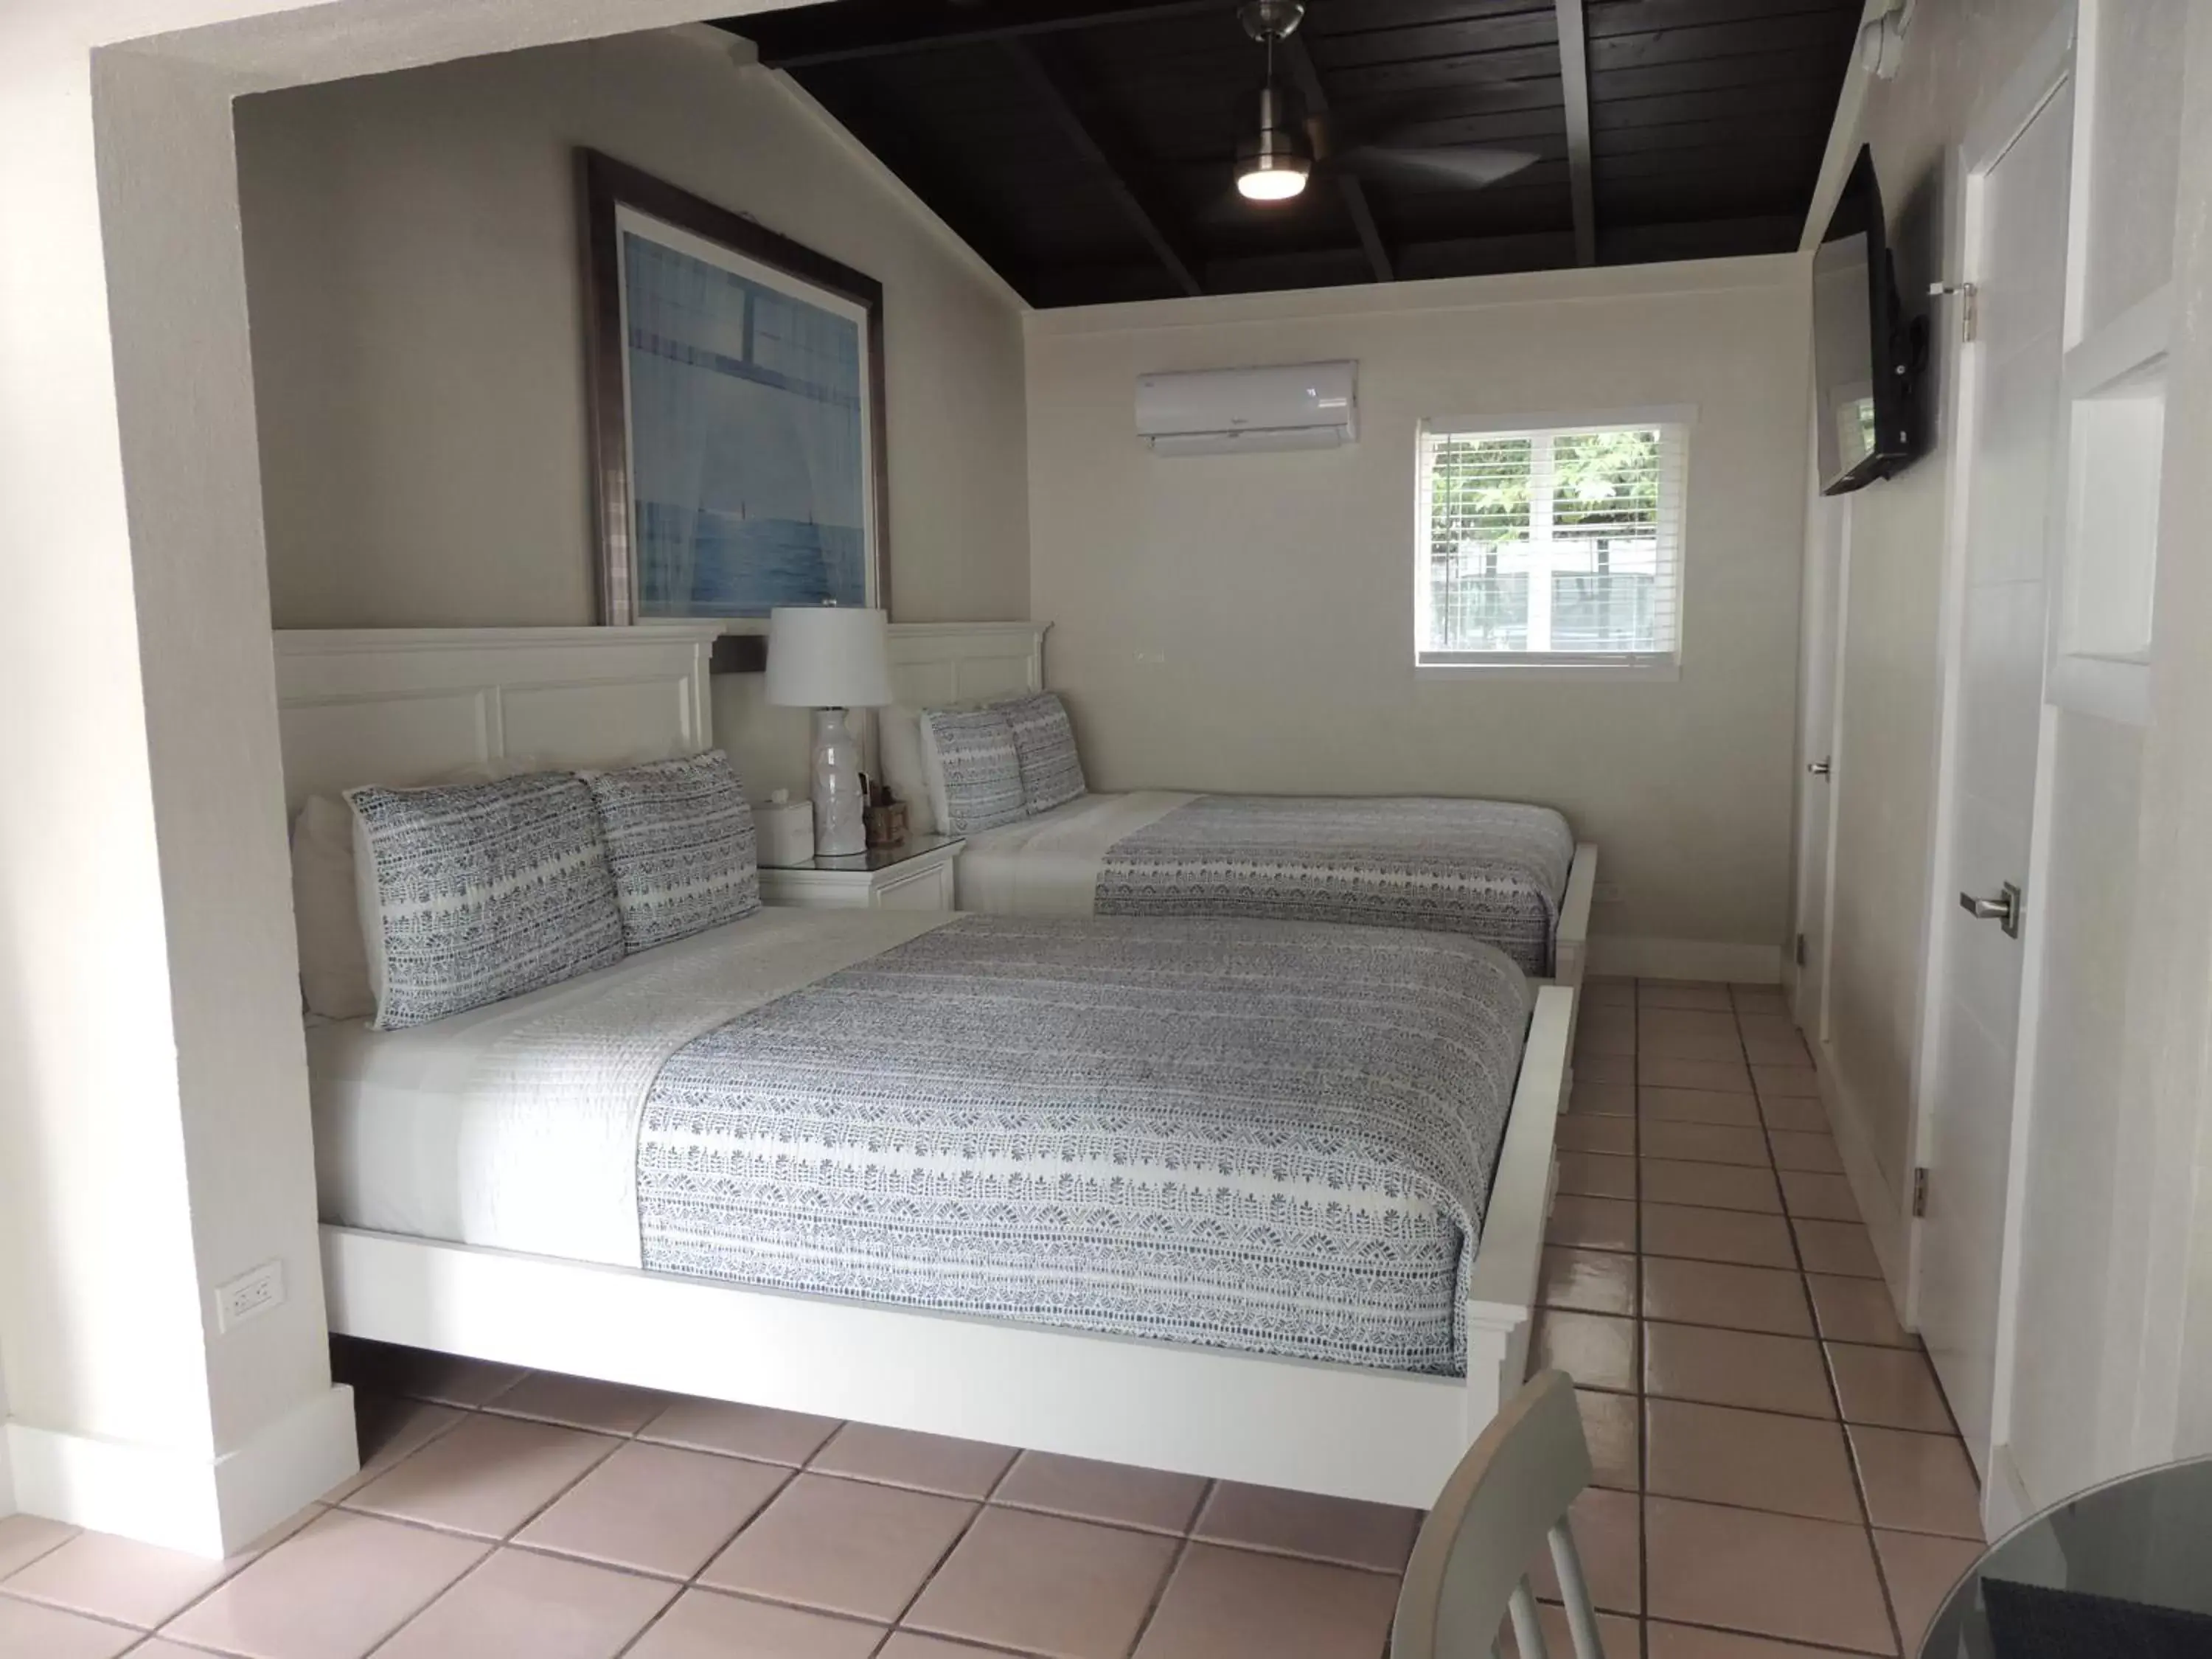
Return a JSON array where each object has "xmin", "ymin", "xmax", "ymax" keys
[
  {"xmin": 271, "ymin": 625, "xmax": 723, "ymax": 810},
  {"xmin": 883, "ymin": 621, "xmax": 1049, "ymax": 707}
]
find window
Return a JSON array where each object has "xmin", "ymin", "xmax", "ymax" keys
[{"xmin": 1416, "ymin": 413, "xmax": 1689, "ymax": 670}]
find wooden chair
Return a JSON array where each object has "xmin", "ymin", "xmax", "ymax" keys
[{"xmin": 1392, "ymin": 1370, "xmax": 1604, "ymax": 1659}]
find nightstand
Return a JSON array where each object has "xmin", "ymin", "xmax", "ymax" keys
[{"xmin": 756, "ymin": 833, "xmax": 964, "ymax": 912}]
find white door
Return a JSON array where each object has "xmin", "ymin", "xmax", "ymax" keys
[
  {"xmin": 1916, "ymin": 74, "xmax": 2073, "ymax": 1474},
  {"xmin": 1792, "ymin": 482, "xmax": 1848, "ymax": 1046}
]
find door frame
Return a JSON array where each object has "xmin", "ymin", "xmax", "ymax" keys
[
  {"xmin": 1902, "ymin": 4, "xmax": 2079, "ymax": 1525},
  {"xmin": 1790, "ymin": 453, "xmax": 1849, "ymax": 1051}
]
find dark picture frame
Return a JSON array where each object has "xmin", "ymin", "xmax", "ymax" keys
[{"xmin": 578, "ymin": 148, "xmax": 890, "ymax": 669}]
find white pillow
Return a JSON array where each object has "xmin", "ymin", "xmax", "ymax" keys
[
  {"xmin": 291, "ymin": 794, "xmax": 375, "ymax": 1020},
  {"xmin": 877, "ymin": 705, "xmax": 936, "ymax": 837},
  {"xmin": 919, "ymin": 706, "xmax": 1028, "ymax": 835},
  {"xmin": 348, "ymin": 773, "xmax": 625, "ymax": 1029},
  {"xmin": 286, "ymin": 757, "xmax": 540, "ymax": 1021}
]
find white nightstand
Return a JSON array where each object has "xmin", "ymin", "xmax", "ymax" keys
[{"xmin": 757, "ymin": 834, "xmax": 964, "ymax": 911}]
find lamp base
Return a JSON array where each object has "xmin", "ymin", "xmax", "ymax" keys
[{"xmin": 810, "ymin": 707, "xmax": 867, "ymax": 857}]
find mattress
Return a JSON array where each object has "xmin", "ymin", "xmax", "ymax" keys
[
  {"xmin": 958, "ymin": 791, "xmax": 1576, "ymax": 975},
  {"xmin": 311, "ymin": 909, "xmax": 1531, "ymax": 1375}
]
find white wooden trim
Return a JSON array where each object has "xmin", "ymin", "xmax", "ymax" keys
[
  {"xmin": 1983, "ymin": 1439, "xmax": 2037, "ymax": 1539},
  {"xmin": 882, "ymin": 621, "xmax": 1051, "ymax": 709},
  {"xmin": 1906, "ymin": 9, "xmax": 2076, "ymax": 1445},
  {"xmin": 3, "ymin": 1387, "xmax": 357, "ymax": 1558},
  {"xmin": 321, "ymin": 983, "xmax": 1573, "ymax": 1509},
  {"xmin": 272, "ymin": 625, "xmax": 722, "ymax": 808},
  {"xmin": 1819, "ymin": 1039, "xmax": 1913, "ymax": 1298},
  {"xmin": 1554, "ymin": 844, "xmax": 1596, "ymax": 990},
  {"xmin": 1583, "ymin": 936, "xmax": 1783, "ymax": 984},
  {"xmin": 2062, "ymin": 280, "xmax": 2174, "ymax": 401}
]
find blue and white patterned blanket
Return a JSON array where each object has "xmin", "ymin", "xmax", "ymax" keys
[
  {"xmin": 636, "ymin": 914, "xmax": 1531, "ymax": 1375},
  {"xmin": 1093, "ymin": 796, "xmax": 1574, "ymax": 975}
]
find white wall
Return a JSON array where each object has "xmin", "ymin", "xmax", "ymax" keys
[
  {"xmin": 234, "ymin": 25, "xmax": 1032, "ymax": 798},
  {"xmin": 1025, "ymin": 259, "xmax": 1811, "ymax": 973},
  {"xmin": 1801, "ymin": 0, "xmax": 2212, "ymax": 1519},
  {"xmin": 0, "ymin": 0, "xmax": 807, "ymax": 1557},
  {"xmin": 1800, "ymin": 0, "xmax": 2071, "ymax": 1262}
]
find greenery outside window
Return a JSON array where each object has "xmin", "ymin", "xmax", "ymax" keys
[{"xmin": 1416, "ymin": 412, "xmax": 1690, "ymax": 671}]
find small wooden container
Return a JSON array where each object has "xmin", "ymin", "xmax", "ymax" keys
[{"xmin": 865, "ymin": 797, "xmax": 909, "ymax": 849}]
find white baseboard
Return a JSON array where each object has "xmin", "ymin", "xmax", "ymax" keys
[
  {"xmin": 5, "ymin": 1385, "xmax": 355, "ymax": 1557},
  {"xmin": 1817, "ymin": 1055, "xmax": 1912, "ymax": 1305},
  {"xmin": 1584, "ymin": 936, "xmax": 1785, "ymax": 984},
  {"xmin": 1983, "ymin": 1440, "xmax": 2035, "ymax": 1540},
  {"xmin": 0, "ymin": 1414, "xmax": 14, "ymax": 1519}
]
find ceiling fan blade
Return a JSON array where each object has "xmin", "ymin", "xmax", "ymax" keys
[
  {"xmin": 1338, "ymin": 143, "xmax": 1537, "ymax": 189},
  {"xmin": 1311, "ymin": 86, "xmax": 1527, "ymax": 152}
]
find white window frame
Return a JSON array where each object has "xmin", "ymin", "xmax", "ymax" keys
[{"xmin": 1413, "ymin": 405, "xmax": 1694, "ymax": 681}]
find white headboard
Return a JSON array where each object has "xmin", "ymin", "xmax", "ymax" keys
[
  {"xmin": 271, "ymin": 625, "xmax": 722, "ymax": 810},
  {"xmin": 883, "ymin": 621, "xmax": 1049, "ymax": 706}
]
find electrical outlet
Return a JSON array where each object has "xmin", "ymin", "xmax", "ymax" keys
[
  {"xmin": 1593, "ymin": 882, "xmax": 1625, "ymax": 905},
  {"xmin": 217, "ymin": 1259, "xmax": 285, "ymax": 1332}
]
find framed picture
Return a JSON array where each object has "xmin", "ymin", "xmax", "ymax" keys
[{"xmin": 579, "ymin": 150, "xmax": 888, "ymax": 662}]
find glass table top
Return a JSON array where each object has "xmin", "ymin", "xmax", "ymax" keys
[
  {"xmin": 758, "ymin": 832, "xmax": 963, "ymax": 874},
  {"xmin": 1922, "ymin": 1454, "xmax": 2212, "ymax": 1658}
]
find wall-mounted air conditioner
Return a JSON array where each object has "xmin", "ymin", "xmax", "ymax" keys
[{"xmin": 1135, "ymin": 360, "xmax": 1357, "ymax": 456}]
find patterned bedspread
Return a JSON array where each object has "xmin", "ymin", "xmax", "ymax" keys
[
  {"xmin": 1093, "ymin": 796, "xmax": 1575, "ymax": 975},
  {"xmin": 636, "ymin": 914, "xmax": 1531, "ymax": 1375}
]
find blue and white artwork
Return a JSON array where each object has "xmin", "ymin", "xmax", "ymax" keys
[{"xmin": 621, "ymin": 225, "xmax": 871, "ymax": 616}]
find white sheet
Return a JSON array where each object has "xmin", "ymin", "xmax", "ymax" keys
[
  {"xmin": 956, "ymin": 791, "xmax": 1194, "ymax": 914},
  {"xmin": 308, "ymin": 907, "xmax": 953, "ymax": 1267}
]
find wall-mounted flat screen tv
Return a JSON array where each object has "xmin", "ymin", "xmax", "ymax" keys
[{"xmin": 1814, "ymin": 145, "xmax": 1921, "ymax": 494}]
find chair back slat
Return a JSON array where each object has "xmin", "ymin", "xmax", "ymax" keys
[
  {"xmin": 1506, "ymin": 1581, "xmax": 1549, "ymax": 1659},
  {"xmin": 1392, "ymin": 1371, "xmax": 1597, "ymax": 1659}
]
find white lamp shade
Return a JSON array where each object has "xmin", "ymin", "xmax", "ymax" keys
[{"xmin": 764, "ymin": 606, "xmax": 895, "ymax": 709}]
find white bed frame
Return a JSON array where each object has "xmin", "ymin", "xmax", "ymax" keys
[
  {"xmin": 276, "ymin": 625, "xmax": 1573, "ymax": 1507},
  {"xmin": 877, "ymin": 621, "xmax": 1596, "ymax": 993}
]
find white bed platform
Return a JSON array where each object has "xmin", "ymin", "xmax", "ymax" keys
[{"xmin": 277, "ymin": 625, "xmax": 1573, "ymax": 1507}]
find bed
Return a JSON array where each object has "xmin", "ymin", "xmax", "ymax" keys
[
  {"xmin": 875, "ymin": 625, "xmax": 1597, "ymax": 988},
  {"xmin": 278, "ymin": 625, "xmax": 1573, "ymax": 1507}
]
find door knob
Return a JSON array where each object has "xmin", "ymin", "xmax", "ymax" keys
[
  {"xmin": 1958, "ymin": 880, "xmax": 2023, "ymax": 940},
  {"xmin": 1806, "ymin": 759, "xmax": 1832, "ymax": 776}
]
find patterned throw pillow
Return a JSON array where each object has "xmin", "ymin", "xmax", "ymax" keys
[
  {"xmin": 585, "ymin": 750, "xmax": 761, "ymax": 953},
  {"xmin": 347, "ymin": 773, "xmax": 625, "ymax": 1029},
  {"xmin": 998, "ymin": 692, "xmax": 1087, "ymax": 815},
  {"xmin": 922, "ymin": 707, "xmax": 1027, "ymax": 834}
]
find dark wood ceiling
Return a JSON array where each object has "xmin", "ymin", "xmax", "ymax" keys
[{"xmin": 714, "ymin": 0, "xmax": 1858, "ymax": 307}]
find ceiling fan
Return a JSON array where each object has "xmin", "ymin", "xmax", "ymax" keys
[{"xmin": 1234, "ymin": 0, "xmax": 1539, "ymax": 204}]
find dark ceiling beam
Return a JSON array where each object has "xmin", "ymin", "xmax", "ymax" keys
[
  {"xmin": 999, "ymin": 37, "xmax": 1203, "ymax": 296},
  {"xmin": 725, "ymin": 0, "xmax": 1239, "ymax": 70},
  {"xmin": 1279, "ymin": 35, "xmax": 1393, "ymax": 285},
  {"xmin": 1554, "ymin": 0, "xmax": 1597, "ymax": 263},
  {"xmin": 804, "ymin": 82, "xmax": 1040, "ymax": 302}
]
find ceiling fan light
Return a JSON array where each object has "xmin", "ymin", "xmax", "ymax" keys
[
  {"xmin": 1237, "ymin": 82, "xmax": 1310, "ymax": 201},
  {"xmin": 1238, "ymin": 157, "xmax": 1309, "ymax": 200}
]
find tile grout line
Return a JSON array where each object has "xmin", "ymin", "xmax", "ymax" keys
[
  {"xmin": 1736, "ymin": 990, "xmax": 1910, "ymax": 1659},
  {"xmin": 1117, "ymin": 1478, "xmax": 1214, "ymax": 1659},
  {"xmin": 881, "ymin": 1437, "xmax": 1028, "ymax": 1646},
  {"xmin": 1632, "ymin": 979, "xmax": 1651, "ymax": 1659}
]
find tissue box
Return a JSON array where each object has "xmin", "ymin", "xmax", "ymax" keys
[{"xmin": 757, "ymin": 799, "xmax": 815, "ymax": 866}]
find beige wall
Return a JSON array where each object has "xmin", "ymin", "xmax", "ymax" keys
[
  {"xmin": 1025, "ymin": 259, "xmax": 1811, "ymax": 965},
  {"xmin": 235, "ymin": 27, "xmax": 1032, "ymax": 791}
]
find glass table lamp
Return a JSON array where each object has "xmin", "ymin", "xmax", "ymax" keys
[{"xmin": 764, "ymin": 605, "xmax": 894, "ymax": 858}]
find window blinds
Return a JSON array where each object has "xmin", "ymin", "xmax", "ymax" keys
[{"xmin": 1416, "ymin": 418, "xmax": 1689, "ymax": 667}]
